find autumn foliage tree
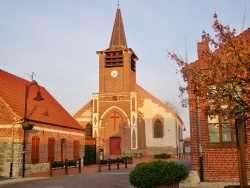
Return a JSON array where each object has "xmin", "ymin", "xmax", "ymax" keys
[
  {"xmin": 169, "ymin": 14, "xmax": 250, "ymax": 187},
  {"xmin": 169, "ymin": 13, "xmax": 250, "ymax": 120}
]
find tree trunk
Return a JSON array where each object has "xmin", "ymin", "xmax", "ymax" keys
[{"xmin": 236, "ymin": 118, "xmax": 248, "ymax": 188}]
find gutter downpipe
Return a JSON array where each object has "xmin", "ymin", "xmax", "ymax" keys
[
  {"xmin": 10, "ymin": 120, "xmax": 24, "ymax": 177},
  {"xmin": 197, "ymin": 96, "xmax": 204, "ymax": 182}
]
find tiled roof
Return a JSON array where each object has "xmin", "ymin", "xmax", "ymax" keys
[
  {"xmin": 136, "ymin": 84, "xmax": 183, "ymax": 124},
  {"xmin": 0, "ymin": 69, "xmax": 84, "ymax": 130}
]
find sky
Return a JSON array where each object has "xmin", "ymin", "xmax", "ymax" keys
[{"xmin": 1, "ymin": 0, "xmax": 250, "ymax": 138}]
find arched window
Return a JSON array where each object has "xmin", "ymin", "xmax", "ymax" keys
[
  {"xmin": 31, "ymin": 136, "xmax": 40, "ymax": 163},
  {"xmin": 48, "ymin": 138, "xmax": 55, "ymax": 162},
  {"xmin": 85, "ymin": 123, "xmax": 92, "ymax": 138},
  {"xmin": 154, "ymin": 119, "xmax": 163, "ymax": 138}
]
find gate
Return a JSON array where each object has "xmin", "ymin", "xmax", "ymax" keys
[{"xmin": 84, "ymin": 138, "xmax": 96, "ymax": 166}]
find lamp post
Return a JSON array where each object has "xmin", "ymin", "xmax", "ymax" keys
[{"xmin": 22, "ymin": 81, "xmax": 44, "ymax": 178}]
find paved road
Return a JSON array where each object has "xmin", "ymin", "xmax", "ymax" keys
[
  {"xmin": 0, "ymin": 159, "xmax": 192, "ymax": 188},
  {"xmin": 0, "ymin": 169, "xmax": 133, "ymax": 188}
]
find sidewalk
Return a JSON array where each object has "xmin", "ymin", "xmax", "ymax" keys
[{"xmin": 0, "ymin": 157, "xmax": 241, "ymax": 188}]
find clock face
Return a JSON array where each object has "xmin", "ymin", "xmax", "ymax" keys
[{"xmin": 111, "ymin": 70, "xmax": 118, "ymax": 77}]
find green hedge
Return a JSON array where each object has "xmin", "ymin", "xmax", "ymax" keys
[
  {"xmin": 129, "ymin": 161, "xmax": 188, "ymax": 188},
  {"xmin": 154, "ymin": 153, "xmax": 171, "ymax": 159}
]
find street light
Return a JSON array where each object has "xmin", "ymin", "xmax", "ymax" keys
[{"xmin": 22, "ymin": 81, "xmax": 44, "ymax": 178}]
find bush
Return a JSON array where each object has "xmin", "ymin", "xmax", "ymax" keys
[
  {"xmin": 129, "ymin": 161, "xmax": 188, "ymax": 188},
  {"xmin": 154, "ymin": 153, "xmax": 171, "ymax": 159}
]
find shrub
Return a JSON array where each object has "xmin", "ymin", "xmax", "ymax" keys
[
  {"xmin": 129, "ymin": 161, "xmax": 188, "ymax": 188},
  {"xmin": 154, "ymin": 153, "xmax": 171, "ymax": 159}
]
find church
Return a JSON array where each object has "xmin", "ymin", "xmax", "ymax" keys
[{"xmin": 74, "ymin": 5, "xmax": 184, "ymax": 161}]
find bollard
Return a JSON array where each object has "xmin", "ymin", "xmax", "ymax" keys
[
  {"xmin": 65, "ymin": 159, "xmax": 68, "ymax": 175},
  {"xmin": 108, "ymin": 158, "xmax": 111, "ymax": 171},
  {"xmin": 49, "ymin": 160, "xmax": 52, "ymax": 177},
  {"xmin": 78, "ymin": 158, "xmax": 81, "ymax": 174},
  {"xmin": 125, "ymin": 156, "xmax": 127, "ymax": 168},
  {"xmin": 117, "ymin": 157, "xmax": 119, "ymax": 169},
  {"xmin": 98, "ymin": 159, "xmax": 101, "ymax": 172}
]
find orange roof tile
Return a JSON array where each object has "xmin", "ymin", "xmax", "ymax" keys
[{"xmin": 0, "ymin": 69, "xmax": 84, "ymax": 131}]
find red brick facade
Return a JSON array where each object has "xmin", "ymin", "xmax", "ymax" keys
[
  {"xmin": 189, "ymin": 28, "xmax": 250, "ymax": 182},
  {"xmin": 74, "ymin": 5, "xmax": 184, "ymax": 159}
]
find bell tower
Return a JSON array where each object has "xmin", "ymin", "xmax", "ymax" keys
[
  {"xmin": 92, "ymin": 4, "xmax": 139, "ymax": 156},
  {"xmin": 97, "ymin": 5, "xmax": 138, "ymax": 94}
]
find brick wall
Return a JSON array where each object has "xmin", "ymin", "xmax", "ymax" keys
[
  {"xmin": 189, "ymin": 87, "xmax": 250, "ymax": 182},
  {"xmin": 0, "ymin": 124, "xmax": 84, "ymax": 177}
]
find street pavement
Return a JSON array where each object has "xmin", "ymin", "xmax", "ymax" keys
[{"xmin": 0, "ymin": 157, "xmax": 241, "ymax": 188}]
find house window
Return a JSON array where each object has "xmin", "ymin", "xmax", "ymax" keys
[
  {"xmin": 31, "ymin": 136, "xmax": 40, "ymax": 163},
  {"xmin": 154, "ymin": 119, "xmax": 163, "ymax": 138},
  {"xmin": 208, "ymin": 116, "xmax": 235, "ymax": 143},
  {"xmin": 48, "ymin": 138, "xmax": 55, "ymax": 162},
  {"xmin": 73, "ymin": 140, "xmax": 80, "ymax": 160}
]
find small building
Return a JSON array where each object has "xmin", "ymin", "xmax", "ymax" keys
[
  {"xmin": 0, "ymin": 69, "xmax": 84, "ymax": 177},
  {"xmin": 74, "ymin": 5, "xmax": 184, "ymax": 161}
]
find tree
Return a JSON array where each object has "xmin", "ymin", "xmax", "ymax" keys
[{"xmin": 168, "ymin": 14, "xmax": 250, "ymax": 187}]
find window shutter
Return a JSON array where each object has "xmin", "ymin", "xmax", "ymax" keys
[
  {"xmin": 31, "ymin": 136, "xmax": 40, "ymax": 163},
  {"xmin": 73, "ymin": 140, "xmax": 80, "ymax": 159}
]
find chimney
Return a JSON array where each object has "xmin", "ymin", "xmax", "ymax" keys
[{"xmin": 197, "ymin": 35, "xmax": 209, "ymax": 60}]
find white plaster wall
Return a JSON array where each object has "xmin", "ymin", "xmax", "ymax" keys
[{"xmin": 138, "ymin": 99, "xmax": 177, "ymax": 148}]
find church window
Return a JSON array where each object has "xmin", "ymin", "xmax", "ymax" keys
[
  {"xmin": 48, "ymin": 138, "xmax": 55, "ymax": 162},
  {"xmin": 31, "ymin": 136, "xmax": 40, "ymax": 163},
  {"xmin": 73, "ymin": 140, "xmax": 80, "ymax": 159},
  {"xmin": 154, "ymin": 120, "xmax": 163, "ymax": 138},
  {"xmin": 85, "ymin": 123, "xmax": 92, "ymax": 138}
]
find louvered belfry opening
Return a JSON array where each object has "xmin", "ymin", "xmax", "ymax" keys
[{"xmin": 105, "ymin": 51, "xmax": 123, "ymax": 67}]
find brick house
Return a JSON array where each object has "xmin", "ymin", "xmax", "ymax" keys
[
  {"xmin": 74, "ymin": 5, "xmax": 184, "ymax": 160},
  {"xmin": 0, "ymin": 70, "xmax": 84, "ymax": 177},
  {"xmin": 188, "ymin": 28, "xmax": 250, "ymax": 182}
]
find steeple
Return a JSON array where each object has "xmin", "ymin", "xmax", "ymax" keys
[{"xmin": 108, "ymin": 5, "xmax": 127, "ymax": 50}]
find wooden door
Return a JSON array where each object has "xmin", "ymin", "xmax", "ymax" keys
[{"xmin": 110, "ymin": 137, "xmax": 121, "ymax": 155}]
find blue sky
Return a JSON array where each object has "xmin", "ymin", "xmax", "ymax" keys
[{"xmin": 1, "ymin": 0, "xmax": 249, "ymax": 137}]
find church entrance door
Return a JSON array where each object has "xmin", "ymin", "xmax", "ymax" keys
[{"xmin": 110, "ymin": 137, "xmax": 121, "ymax": 155}]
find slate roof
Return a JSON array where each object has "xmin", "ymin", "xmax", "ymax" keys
[{"xmin": 0, "ymin": 69, "xmax": 84, "ymax": 130}]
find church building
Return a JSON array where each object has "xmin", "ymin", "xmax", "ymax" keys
[{"xmin": 74, "ymin": 5, "xmax": 184, "ymax": 161}]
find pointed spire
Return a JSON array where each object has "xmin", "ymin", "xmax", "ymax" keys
[{"xmin": 108, "ymin": 5, "xmax": 127, "ymax": 50}]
